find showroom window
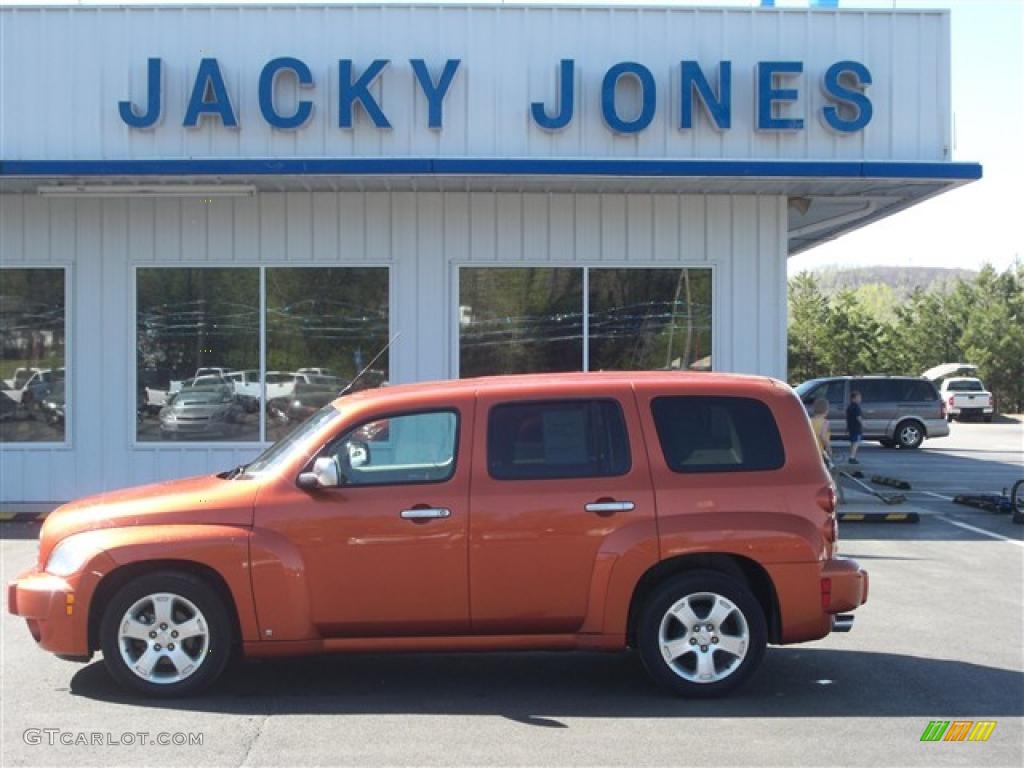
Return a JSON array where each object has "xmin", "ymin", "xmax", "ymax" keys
[
  {"xmin": 0, "ymin": 268, "xmax": 67, "ymax": 443},
  {"xmin": 136, "ymin": 267, "xmax": 388, "ymax": 443},
  {"xmin": 459, "ymin": 267, "xmax": 712, "ymax": 377}
]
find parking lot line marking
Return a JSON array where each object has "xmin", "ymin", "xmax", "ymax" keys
[{"xmin": 937, "ymin": 516, "xmax": 1024, "ymax": 547}]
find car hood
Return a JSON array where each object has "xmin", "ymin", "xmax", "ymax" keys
[{"xmin": 39, "ymin": 474, "xmax": 258, "ymax": 564}]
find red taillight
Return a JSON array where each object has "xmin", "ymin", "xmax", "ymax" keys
[
  {"xmin": 821, "ymin": 578, "xmax": 832, "ymax": 611},
  {"xmin": 816, "ymin": 485, "xmax": 837, "ymax": 514}
]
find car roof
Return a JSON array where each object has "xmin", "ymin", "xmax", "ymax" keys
[{"xmin": 333, "ymin": 371, "xmax": 780, "ymax": 409}]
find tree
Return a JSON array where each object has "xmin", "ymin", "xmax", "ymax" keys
[{"xmin": 787, "ymin": 272, "xmax": 830, "ymax": 382}]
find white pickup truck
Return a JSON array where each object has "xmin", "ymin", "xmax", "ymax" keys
[{"xmin": 923, "ymin": 364, "xmax": 995, "ymax": 422}]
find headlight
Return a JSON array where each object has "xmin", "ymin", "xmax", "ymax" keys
[{"xmin": 45, "ymin": 531, "xmax": 107, "ymax": 577}]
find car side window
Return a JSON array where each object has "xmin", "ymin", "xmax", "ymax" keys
[
  {"xmin": 651, "ymin": 396, "xmax": 785, "ymax": 473},
  {"xmin": 856, "ymin": 379, "xmax": 896, "ymax": 403},
  {"xmin": 327, "ymin": 410, "xmax": 458, "ymax": 486},
  {"xmin": 487, "ymin": 400, "xmax": 631, "ymax": 480},
  {"xmin": 902, "ymin": 380, "xmax": 938, "ymax": 401},
  {"xmin": 824, "ymin": 380, "xmax": 846, "ymax": 406}
]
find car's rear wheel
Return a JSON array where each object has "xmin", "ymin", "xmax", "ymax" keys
[
  {"xmin": 637, "ymin": 571, "xmax": 766, "ymax": 697},
  {"xmin": 100, "ymin": 571, "xmax": 232, "ymax": 697},
  {"xmin": 895, "ymin": 420, "xmax": 925, "ymax": 449}
]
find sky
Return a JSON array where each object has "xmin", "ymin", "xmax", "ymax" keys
[{"xmin": 3, "ymin": 0, "xmax": 1022, "ymax": 274}]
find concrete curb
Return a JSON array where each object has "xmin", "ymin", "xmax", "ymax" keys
[{"xmin": 838, "ymin": 511, "xmax": 920, "ymax": 523}]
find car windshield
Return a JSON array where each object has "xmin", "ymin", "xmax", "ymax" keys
[
  {"xmin": 240, "ymin": 404, "xmax": 342, "ymax": 477},
  {"xmin": 947, "ymin": 379, "xmax": 984, "ymax": 392},
  {"xmin": 794, "ymin": 379, "xmax": 823, "ymax": 397}
]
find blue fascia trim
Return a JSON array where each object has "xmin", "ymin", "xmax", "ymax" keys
[{"xmin": 0, "ymin": 158, "xmax": 983, "ymax": 181}]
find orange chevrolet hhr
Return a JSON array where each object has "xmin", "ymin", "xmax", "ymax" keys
[{"xmin": 8, "ymin": 372, "xmax": 867, "ymax": 697}]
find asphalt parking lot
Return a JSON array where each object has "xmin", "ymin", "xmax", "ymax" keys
[{"xmin": 1, "ymin": 420, "xmax": 1021, "ymax": 767}]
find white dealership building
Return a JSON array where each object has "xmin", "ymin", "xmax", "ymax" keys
[{"xmin": 0, "ymin": 2, "xmax": 980, "ymax": 506}]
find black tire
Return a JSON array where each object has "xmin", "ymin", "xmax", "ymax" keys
[
  {"xmin": 637, "ymin": 571, "xmax": 767, "ymax": 698},
  {"xmin": 100, "ymin": 571, "xmax": 233, "ymax": 697},
  {"xmin": 983, "ymin": 414, "xmax": 993, "ymax": 423},
  {"xmin": 894, "ymin": 420, "xmax": 925, "ymax": 450},
  {"xmin": 1012, "ymin": 480, "xmax": 1024, "ymax": 524}
]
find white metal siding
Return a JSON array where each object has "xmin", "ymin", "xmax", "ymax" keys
[
  {"xmin": 0, "ymin": 5, "xmax": 950, "ymax": 162},
  {"xmin": 0, "ymin": 190, "xmax": 785, "ymax": 503}
]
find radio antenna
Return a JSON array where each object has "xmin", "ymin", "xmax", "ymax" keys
[{"xmin": 339, "ymin": 331, "xmax": 400, "ymax": 396}]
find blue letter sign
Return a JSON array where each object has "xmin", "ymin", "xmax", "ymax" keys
[
  {"xmin": 259, "ymin": 57, "xmax": 314, "ymax": 130},
  {"xmin": 183, "ymin": 58, "xmax": 238, "ymax": 128},
  {"xmin": 531, "ymin": 59, "xmax": 575, "ymax": 131},
  {"xmin": 601, "ymin": 62, "xmax": 656, "ymax": 134},
  {"xmin": 680, "ymin": 61, "xmax": 731, "ymax": 131},
  {"xmin": 822, "ymin": 60, "xmax": 873, "ymax": 133},
  {"xmin": 119, "ymin": 58, "xmax": 163, "ymax": 129},
  {"xmin": 338, "ymin": 59, "xmax": 391, "ymax": 129},
  {"xmin": 410, "ymin": 59, "xmax": 461, "ymax": 130},
  {"xmin": 757, "ymin": 61, "xmax": 804, "ymax": 131}
]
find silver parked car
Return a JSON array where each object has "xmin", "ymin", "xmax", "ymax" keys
[
  {"xmin": 159, "ymin": 383, "xmax": 244, "ymax": 440},
  {"xmin": 794, "ymin": 376, "xmax": 949, "ymax": 449}
]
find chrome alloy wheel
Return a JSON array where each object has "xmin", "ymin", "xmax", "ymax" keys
[
  {"xmin": 657, "ymin": 592, "xmax": 749, "ymax": 684},
  {"xmin": 118, "ymin": 592, "xmax": 210, "ymax": 684},
  {"xmin": 898, "ymin": 422, "xmax": 923, "ymax": 448}
]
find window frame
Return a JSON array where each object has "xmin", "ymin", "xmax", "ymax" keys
[
  {"xmin": 0, "ymin": 265, "xmax": 72, "ymax": 449},
  {"xmin": 485, "ymin": 397, "xmax": 633, "ymax": 482},
  {"xmin": 452, "ymin": 263, "xmax": 716, "ymax": 379},
  {"xmin": 314, "ymin": 407, "xmax": 462, "ymax": 489},
  {"xmin": 130, "ymin": 263, "xmax": 393, "ymax": 449},
  {"xmin": 650, "ymin": 394, "xmax": 787, "ymax": 475}
]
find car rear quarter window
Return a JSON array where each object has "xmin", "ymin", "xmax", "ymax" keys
[
  {"xmin": 902, "ymin": 379, "xmax": 939, "ymax": 401},
  {"xmin": 487, "ymin": 400, "xmax": 631, "ymax": 480},
  {"xmin": 651, "ymin": 396, "xmax": 785, "ymax": 473}
]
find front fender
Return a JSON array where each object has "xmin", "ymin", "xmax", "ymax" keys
[{"xmin": 87, "ymin": 524, "xmax": 260, "ymax": 644}]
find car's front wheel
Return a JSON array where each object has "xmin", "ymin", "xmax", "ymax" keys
[
  {"xmin": 100, "ymin": 571, "xmax": 232, "ymax": 697},
  {"xmin": 637, "ymin": 571, "xmax": 767, "ymax": 697}
]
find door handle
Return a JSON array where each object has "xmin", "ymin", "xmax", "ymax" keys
[
  {"xmin": 400, "ymin": 507, "xmax": 451, "ymax": 520},
  {"xmin": 585, "ymin": 500, "xmax": 635, "ymax": 513}
]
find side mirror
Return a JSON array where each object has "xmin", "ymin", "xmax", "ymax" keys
[{"xmin": 297, "ymin": 456, "xmax": 341, "ymax": 490}]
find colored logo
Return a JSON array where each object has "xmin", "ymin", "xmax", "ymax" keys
[{"xmin": 920, "ymin": 721, "xmax": 996, "ymax": 742}]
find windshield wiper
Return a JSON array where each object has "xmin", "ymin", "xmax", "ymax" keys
[{"xmin": 218, "ymin": 463, "xmax": 248, "ymax": 480}]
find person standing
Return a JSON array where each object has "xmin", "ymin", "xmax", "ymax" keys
[
  {"xmin": 845, "ymin": 390, "xmax": 864, "ymax": 464},
  {"xmin": 810, "ymin": 397, "xmax": 832, "ymax": 459}
]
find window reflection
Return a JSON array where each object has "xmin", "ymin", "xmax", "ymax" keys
[
  {"xmin": 589, "ymin": 268, "xmax": 712, "ymax": 372},
  {"xmin": 0, "ymin": 269, "xmax": 66, "ymax": 443},
  {"xmin": 136, "ymin": 268, "xmax": 260, "ymax": 442},
  {"xmin": 459, "ymin": 268, "xmax": 583, "ymax": 377},
  {"xmin": 265, "ymin": 268, "xmax": 389, "ymax": 442}
]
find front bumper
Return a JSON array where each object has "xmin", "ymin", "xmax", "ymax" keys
[{"xmin": 7, "ymin": 555, "xmax": 113, "ymax": 658}]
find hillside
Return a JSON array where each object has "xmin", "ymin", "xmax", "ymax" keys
[{"xmin": 810, "ymin": 266, "xmax": 977, "ymax": 298}]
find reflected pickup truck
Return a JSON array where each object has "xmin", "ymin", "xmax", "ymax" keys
[{"xmin": 8, "ymin": 372, "xmax": 867, "ymax": 698}]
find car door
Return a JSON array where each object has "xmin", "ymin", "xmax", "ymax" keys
[
  {"xmin": 253, "ymin": 395, "xmax": 473, "ymax": 637},
  {"xmin": 854, "ymin": 379, "xmax": 897, "ymax": 437},
  {"xmin": 468, "ymin": 387, "xmax": 656, "ymax": 634}
]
